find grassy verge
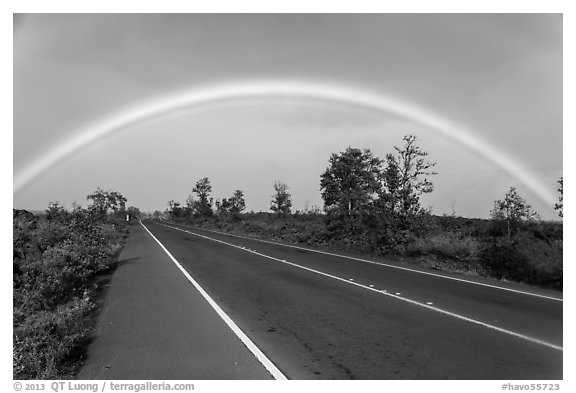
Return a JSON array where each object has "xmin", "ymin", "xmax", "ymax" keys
[
  {"xmin": 175, "ymin": 212, "xmax": 562, "ymax": 291},
  {"xmin": 13, "ymin": 208, "xmax": 130, "ymax": 379}
]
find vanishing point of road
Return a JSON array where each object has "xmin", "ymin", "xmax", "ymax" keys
[{"xmin": 79, "ymin": 219, "xmax": 562, "ymax": 380}]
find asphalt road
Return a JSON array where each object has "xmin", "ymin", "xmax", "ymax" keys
[
  {"xmin": 81, "ymin": 219, "xmax": 563, "ymax": 380},
  {"xmin": 78, "ymin": 223, "xmax": 275, "ymax": 380}
]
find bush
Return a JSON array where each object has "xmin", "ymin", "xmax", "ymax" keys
[
  {"xmin": 13, "ymin": 206, "xmax": 128, "ymax": 379},
  {"xmin": 406, "ymin": 232, "xmax": 480, "ymax": 261},
  {"xmin": 479, "ymin": 235, "xmax": 562, "ymax": 290},
  {"xmin": 176, "ymin": 210, "xmax": 561, "ymax": 290},
  {"xmin": 479, "ymin": 240, "xmax": 532, "ymax": 281},
  {"xmin": 13, "ymin": 298, "xmax": 95, "ymax": 380}
]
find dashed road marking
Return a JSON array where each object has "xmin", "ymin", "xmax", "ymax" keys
[
  {"xmin": 153, "ymin": 220, "xmax": 563, "ymax": 352},
  {"xmin": 159, "ymin": 219, "xmax": 562, "ymax": 302}
]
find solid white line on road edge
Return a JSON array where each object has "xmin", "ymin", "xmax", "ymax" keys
[
  {"xmin": 140, "ymin": 221, "xmax": 287, "ymax": 380},
  {"xmin": 158, "ymin": 218, "xmax": 562, "ymax": 302},
  {"xmin": 155, "ymin": 221, "xmax": 563, "ymax": 352}
]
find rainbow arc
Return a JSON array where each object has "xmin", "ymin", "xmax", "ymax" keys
[{"xmin": 13, "ymin": 79, "xmax": 554, "ymax": 206}]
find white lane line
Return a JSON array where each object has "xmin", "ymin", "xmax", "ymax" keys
[
  {"xmin": 140, "ymin": 221, "xmax": 287, "ymax": 380},
  {"xmin": 156, "ymin": 221, "xmax": 563, "ymax": 352},
  {"xmin": 159, "ymin": 219, "xmax": 562, "ymax": 302}
]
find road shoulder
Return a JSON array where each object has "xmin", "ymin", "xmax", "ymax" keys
[{"xmin": 77, "ymin": 224, "xmax": 275, "ymax": 380}]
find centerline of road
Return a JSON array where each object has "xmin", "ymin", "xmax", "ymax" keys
[
  {"xmin": 146, "ymin": 220, "xmax": 563, "ymax": 352},
  {"xmin": 158, "ymin": 219, "xmax": 562, "ymax": 303}
]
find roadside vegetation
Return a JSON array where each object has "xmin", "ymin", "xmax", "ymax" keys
[
  {"xmin": 164, "ymin": 135, "xmax": 563, "ymax": 291},
  {"xmin": 13, "ymin": 188, "xmax": 139, "ymax": 379}
]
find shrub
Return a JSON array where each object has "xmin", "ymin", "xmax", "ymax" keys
[
  {"xmin": 479, "ymin": 235, "xmax": 562, "ymax": 290},
  {"xmin": 406, "ymin": 232, "xmax": 480, "ymax": 261},
  {"xmin": 13, "ymin": 206, "xmax": 128, "ymax": 379},
  {"xmin": 177, "ymin": 210, "xmax": 561, "ymax": 290},
  {"xmin": 479, "ymin": 240, "xmax": 532, "ymax": 281},
  {"xmin": 13, "ymin": 298, "xmax": 95, "ymax": 379}
]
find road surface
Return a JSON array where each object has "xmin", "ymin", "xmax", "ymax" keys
[{"xmin": 80, "ymin": 219, "xmax": 562, "ymax": 379}]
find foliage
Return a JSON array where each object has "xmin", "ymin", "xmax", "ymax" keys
[
  {"xmin": 126, "ymin": 206, "xmax": 141, "ymax": 220},
  {"xmin": 554, "ymin": 177, "xmax": 563, "ymax": 218},
  {"xmin": 185, "ymin": 211, "xmax": 561, "ymax": 290},
  {"xmin": 13, "ymin": 189, "xmax": 129, "ymax": 379},
  {"xmin": 215, "ymin": 198, "xmax": 232, "ymax": 216},
  {"xmin": 406, "ymin": 231, "xmax": 480, "ymax": 261},
  {"xmin": 270, "ymin": 180, "xmax": 292, "ymax": 215},
  {"xmin": 192, "ymin": 177, "xmax": 214, "ymax": 217},
  {"xmin": 490, "ymin": 187, "xmax": 540, "ymax": 238},
  {"xmin": 319, "ymin": 136, "xmax": 437, "ymax": 248},
  {"xmin": 86, "ymin": 187, "xmax": 127, "ymax": 216},
  {"xmin": 380, "ymin": 135, "xmax": 437, "ymax": 216},
  {"xmin": 229, "ymin": 190, "xmax": 246, "ymax": 216},
  {"xmin": 479, "ymin": 233, "xmax": 562, "ymax": 290},
  {"xmin": 216, "ymin": 190, "xmax": 246, "ymax": 218},
  {"xmin": 167, "ymin": 200, "xmax": 184, "ymax": 220},
  {"xmin": 320, "ymin": 147, "xmax": 383, "ymax": 216},
  {"xmin": 163, "ymin": 135, "xmax": 561, "ymax": 291}
]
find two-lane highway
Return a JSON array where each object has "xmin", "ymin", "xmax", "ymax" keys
[{"xmin": 138, "ymin": 219, "xmax": 562, "ymax": 379}]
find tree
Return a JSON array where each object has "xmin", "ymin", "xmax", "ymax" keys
[
  {"xmin": 126, "ymin": 206, "xmax": 141, "ymax": 220},
  {"xmin": 216, "ymin": 190, "xmax": 246, "ymax": 218},
  {"xmin": 167, "ymin": 200, "xmax": 183, "ymax": 219},
  {"xmin": 192, "ymin": 177, "xmax": 213, "ymax": 217},
  {"xmin": 45, "ymin": 201, "xmax": 68, "ymax": 221},
  {"xmin": 270, "ymin": 181, "xmax": 292, "ymax": 215},
  {"xmin": 215, "ymin": 198, "xmax": 232, "ymax": 216},
  {"xmin": 86, "ymin": 188, "xmax": 127, "ymax": 216},
  {"xmin": 380, "ymin": 135, "xmax": 437, "ymax": 216},
  {"xmin": 320, "ymin": 147, "xmax": 383, "ymax": 217},
  {"xmin": 229, "ymin": 190, "xmax": 246, "ymax": 217},
  {"xmin": 554, "ymin": 177, "xmax": 563, "ymax": 218},
  {"xmin": 490, "ymin": 187, "xmax": 540, "ymax": 238}
]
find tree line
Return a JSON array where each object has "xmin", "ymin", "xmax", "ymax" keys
[
  {"xmin": 166, "ymin": 178, "xmax": 293, "ymax": 220},
  {"xmin": 165, "ymin": 134, "xmax": 562, "ymax": 289},
  {"xmin": 167, "ymin": 134, "xmax": 562, "ymax": 246}
]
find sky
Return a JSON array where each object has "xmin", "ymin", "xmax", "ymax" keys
[{"xmin": 13, "ymin": 13, "xmax": 563, "ymax": 219}]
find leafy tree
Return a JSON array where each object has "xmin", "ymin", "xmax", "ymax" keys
[
  {"xmin": 126, "ymin": 206, "xmax": 141, "ymax": 220},
  {"xmin": 192, "ymin": 177, "xmax": 213, "ymax": 217},
  {"xmin": 86, "ymin": 187, "xmax": 127, "ymax": 216},
  {"xmin": 229, "ymin": 189, "xmax": 246, "ymax": 217},
  {"xmin": 490, "ymin": 187, "xmax": 540, "ymax": 238},
  {"xmin": 168, "ymin": 200, "xmax": 176, "ymax": 211},
  {"xmin": 380, "ymin": 135, "xmax": 437, "ymax": 216},
  {"xmin": 270, "ymin": 181, "xmax": 292, "ymax": 215},
  {"xmin": 320, "ymin": 147, "xmax": 383, "ymax": 218},
  {"xmin": 185, "ymin": 194, "xmax": 195, "ymax": 213},
  {"xmin": 167, "ymin": 200, "xmax": 183, "ymax": 219},
  {"xmin": 215, "ymin": 198, "xmax": 232, "ymax": 216},
  {"xmin": 554, "ymin": 177, "xmax": 563, "ymax": 218},
  {"xmin": 45, "ymin": 202, "xmax": 68, "ymax": 221},
  {"xmin": 216, "ymin": 190, "xmax": 246, "ymax": 218}
]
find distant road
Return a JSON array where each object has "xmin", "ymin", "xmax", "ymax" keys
[{"xmin": 82, "ymin": 219, "xmax": 563, "ymax": 379}]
